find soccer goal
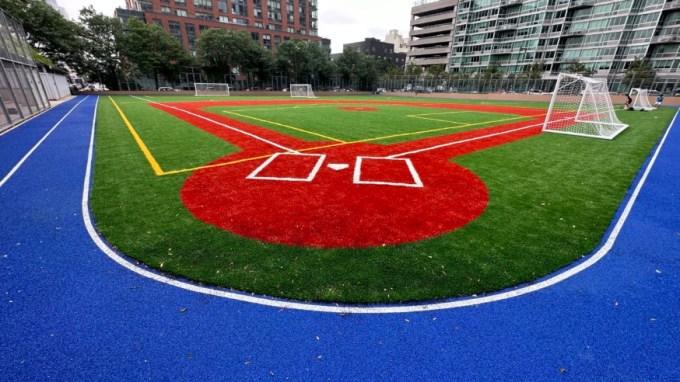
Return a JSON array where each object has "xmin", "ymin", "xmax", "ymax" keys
[
  {"xmin": 629, "ymin": 88, "xmax": 656, "ymax": 111},
  {"xmin": 290, "ymin": 84, "xmax": 316, "ymax": 98},
  {"xmin": 543, "ymin": 73, "xmax": 628, "ymax": 140},
  {"xmin": 194, "ymin": 83, "xmax": 230, "ymax": 97}
]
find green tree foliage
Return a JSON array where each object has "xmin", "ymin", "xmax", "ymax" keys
[
  {"xmin": 119, "ymin": 18, "xmax": 190, "ymax": 88},
  {"xmin": 565, "ymin": 60, "xmax": 595, "ymax": 77},
  {"xmin": 275, "ymin": 39, "xmax": 309, "ymax": 83},
  {"xmin": 0, "ymin": 0, "xmax": 84, "ymax": 70},
  {"xmin": 78, "ymin": 6, "xmax": 123, "ymax": 90},
  {"xmin": 482, "ymin": 62, "xmax": 502, "ymax": 80},
  {"xmin": 334, "ymin": 46, "xmax": 380, "ymax": 90},
  {"xmin": 622, "ymin": 57, "xmax": 656, "ymax": 89},
  {"xmin": 426, "ymin": 64, "xmax": 446, "ymax": 78},
  {"xmin": 404, "ymin": 63, "xmax": 422, "ymax": 76},
  {"xmin": 196, "ymin": 28, "xmax": 263, "ymax": 83},
  {"xmin": 522, "ymin": 60, "xmax": 545, "ymax": 80}
]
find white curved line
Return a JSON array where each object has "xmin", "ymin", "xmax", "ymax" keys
[{"xmin": 82, "ymin": 98, "xmax": 678, "ymax": 314}]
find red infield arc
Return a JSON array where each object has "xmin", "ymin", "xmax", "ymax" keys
[{"xmin": 151, "ymin": 100, "xmax": 546, "ymax": 248}]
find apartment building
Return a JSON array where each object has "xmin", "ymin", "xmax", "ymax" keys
[
  {"xmin": 120, "ymin": 0, "xmax": 323, "ymax": 54},
  {"xmin": 408, "ymin": 0, "xmax": 680, "ymax": 91},
  {"xmin": 407, "ymin": 0, "xmax": 457, "ymax": 71},
  {"xmin": 344, "ymin": 38, "xmax": 408, "ymax": 68}
]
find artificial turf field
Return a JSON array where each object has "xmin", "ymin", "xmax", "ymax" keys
[{"xmin": 91, "ymin": 95, "xmax": 675, "ymax": 303}]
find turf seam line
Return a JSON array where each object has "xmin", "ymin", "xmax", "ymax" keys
[{"xmin": 0, "ymin": 96, "xmax": 89, "ymax": 189}]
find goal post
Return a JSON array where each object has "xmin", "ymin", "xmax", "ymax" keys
[
  {"xmin": 290, "ymin": 84, "xmax": 316, "ymax": 98},
  {"xmin": 543, "ymin": 73, "xmax": 628, "ymax": 140},
  {"xmin": 629, "ymin": 88, "xmax": 656, "ymax": 111},
  {"xmin": 194, "ymin": 83, "xmax": 230, "ymax": 97}
]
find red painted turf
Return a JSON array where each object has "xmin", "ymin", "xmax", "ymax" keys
[{"xmin": 150, "ymin": 100, "xmax": 546, "ymax": 248}]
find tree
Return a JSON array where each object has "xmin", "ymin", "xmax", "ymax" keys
[
  {"xmin": 426, "ymin": 64, "xmax": 446, "ymax": 78},
  {"xmin": 404, "ymin": 63, "xmax": 422, "ymax": 76},
  {"xmin": 482, "ymin": 62, "xmax": 502, "ymax": 80},
  {"xmin": 565, "ymin": 60, "xmax": 595, "ymax": 77},
  {"xmin": 522, "ymin": 60, "xmax": 545, "ymax": 80},
  {"xmin": 196, "ymin": 29, "xmax": 257, "ymax": 83},
  {"xmin": 78, "ymin": 6, "xmax": 123, "ymax": 90},
  {"xmin": 0, "ymin": 0, "xmax": 84, "ymax": 70},
  {"xmin": 622, "ymin": 57, "xmax": 656, "ymax": 89},
  {"xmin": 275, "ymin": 39, "xmax": 310, "ymax": 83},
  {"xmin": 120, "ymin": 18, "xmax": 190, "ymax": 88}
]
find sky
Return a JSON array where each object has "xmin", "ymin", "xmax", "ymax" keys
[{"xmin": 59, "ymin": 0, "xmax": 413, "ymax": 53}]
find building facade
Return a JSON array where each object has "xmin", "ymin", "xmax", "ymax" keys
[
  {"xmin": 384, "ymin": 29, "xmax": 409, "ymax": 53},
  {"xmin": 407, "ymin": 0, "xmax": 457, "ymax": 71},
  {"xmin": 408, "ymin": 0, "xmax": 680, "ymax": 92},
  {"xmin": 345, "ymin": 38, "xmax": 407, "ymax": 68},
  {"xmin": 120, "ymin": 0, "xmax": 323, "ymax": 54}
]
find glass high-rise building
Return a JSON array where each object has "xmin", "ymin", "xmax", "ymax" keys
[{"xmin": 408, "ymin": 0, "xmax": 680, "ymax": 92}]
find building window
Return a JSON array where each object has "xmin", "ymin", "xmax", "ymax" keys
[
  {"xmin": 217, "ymin": 0, "xmax": 227, "ymax": 12},
  {"xmin": 194, "ymin": 0, "xmax": 212, "ymax": 10},
  {"xmin": 161, "ymin": 6, "xmax": 171, "ymax": 13},
  {"xmin": 218, "ymin": 16, "xmax": 229, "ymax": 23},
  {"xmin": 176, "ymin": 9, "xmax": 187, "ymax": 17}
]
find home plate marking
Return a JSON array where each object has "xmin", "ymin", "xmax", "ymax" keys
[
  {"xmin": 353, "ymin": 156, "xmax": 424, "ymax": 188},
  {"xmin": 328, "ymin": 163, "xmax": 349, "ymax": 171}
]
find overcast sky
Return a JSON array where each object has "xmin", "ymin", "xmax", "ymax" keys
[{"xmin": 59, "ymin": 0, "xmax": 413, "ymax": 53}]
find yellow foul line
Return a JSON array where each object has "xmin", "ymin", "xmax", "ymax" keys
[
  {"xmin": 224, "ymin": 111, "xmax": 346, "ymax": 143},
  {"xmin": 109, "ymin": 96, "xmax": 165, "ymax": 176}
]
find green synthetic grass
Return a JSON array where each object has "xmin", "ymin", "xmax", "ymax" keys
[
  {"xmin": 91, "ymin": 95, "xmax": 674, "ymax": 303},
  {"xmin": 211, "ymin": 103, "xmax": 534, "ymax": 144}
]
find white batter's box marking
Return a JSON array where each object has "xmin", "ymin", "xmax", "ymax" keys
[
  {"xmin": 247, "ymin": 152, "xmax": 326, "ymax": 182},
  {"xmin": 353, "ymin": 156, "xmax": 424, "ymax": 188}
]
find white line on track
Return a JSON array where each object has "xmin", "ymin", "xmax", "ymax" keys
[
  {"xmin": 0, "ymin": 96, "xmax": 89, "ymax": 189},
  {"xmin": 83, "ymin": 99, "xmax": 678, "ymax": 314},
  {"xmin": 130, "ymin": 95, "xmax": 298, "ymax": 154}
]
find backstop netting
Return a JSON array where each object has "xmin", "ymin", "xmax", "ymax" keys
[
  {"xmin": 629, "ymin": 88, "xmax": 656, "ymax": 111},
  {"xmin": 194, "ymin": 83, "xmax": 230, "ymax": 97},
  {"xmin": 543, "ymin": 73, "xmax": 628, "ymax": 140},
  {"xmin": 290, "ymin": 84, "xmax": 316, "ymax": 98}
]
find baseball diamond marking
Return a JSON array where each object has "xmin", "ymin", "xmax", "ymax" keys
[{"xmin": 163, "ymin": 100, "xmax": 546, "ymax": 248}]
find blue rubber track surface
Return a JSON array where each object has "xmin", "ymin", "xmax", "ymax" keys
[{"xmin": 1, "ymin": 96, "xmax": 678, "ymax": 381}]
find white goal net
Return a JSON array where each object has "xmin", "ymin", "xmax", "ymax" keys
[
  {"xmin": 290, "ymin": 84, "xmax": 316, "ymax": 98},
  {"xmin": 543, "ymin": 73, "xmax": 628, "ymax": 140},
  {"xmin": 194, "ymin": 83, "xmax": 230, "ymax": 97},
  {"xmin": 629, "ymin": 88, "xmax": 656, "ymax": 111}
]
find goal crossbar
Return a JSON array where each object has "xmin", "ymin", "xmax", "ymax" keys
[
  {"xmin": 194, "ymin": 83, "xmax": 230, "ymax": 97},
  {"xmin": 290, "ymin": 84, "xmax": 316, "ymax": 98},
  {"xmin": 543, "ymin": 73, "xmax": 628, "ymax": 140}
]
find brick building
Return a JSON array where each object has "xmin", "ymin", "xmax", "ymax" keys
[
  {"xmin": 119, "ymin": 0, "xmax": 325, "ymax": 55},
  {"xmin": 344, "ymin": 38, "xmax": 408, "ymax": 69}
]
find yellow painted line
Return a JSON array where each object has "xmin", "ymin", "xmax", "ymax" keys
[
  {"xmin": 224, "ymin": 111, "xmax": 346, "ymax": 143},
  {"xmin": 109, "ymin": 97, "xmax": 165, "ymax": 176},
  {"xmin": 161, "ymin": 153, "xmax": 277, "ymax": 176}
]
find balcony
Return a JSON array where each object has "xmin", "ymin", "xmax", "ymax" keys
[
  {"xmin": 499, "ymin": 0, "xmax": 523, "ymax": 7},
  {"xmin": 496, "ymin": 22, "xmax": 518, "ymax": 31},
  {"xmin": 651, "ymin": 35, "xmax": 680, "ymax": 44},
  {"xmin": 664, "ymin": 0, "xmax": 680, "ymax": 11},
  {"xmin": 569, "ymin": 0, "xmax": 595, "ymax": 9}
]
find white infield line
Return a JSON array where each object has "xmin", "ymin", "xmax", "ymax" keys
[
  {"xmin": 131, "ymin": 95, "xmax": 298, "ymax": 154},
  {"xmin": 83, "ymin": 99, "xmax": 678, "ymax": 313},
  {"xmin": 247, "ymin": 152, "xmax": 326, "ymax": 182},
  {"xmin": 0, "ymin": 96, "xmax": 89, "ymax": 189}
]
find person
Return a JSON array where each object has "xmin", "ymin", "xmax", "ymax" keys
[
  {"xmin": 655, "ymin": 94, "xmax": 663, "ymax": 107},
  {"xmin": 625, "ymin": 94, "xmax": 632, "ymax": 110}
]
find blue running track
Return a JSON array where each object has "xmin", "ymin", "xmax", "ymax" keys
[{"xmin": 1, "ymin": 96, "xmax": 678, "ymax": 381}]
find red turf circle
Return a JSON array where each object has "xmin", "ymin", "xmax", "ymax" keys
[{"xmin": 181, "ymin": 145, "xmax": 489, "ymax": 248}]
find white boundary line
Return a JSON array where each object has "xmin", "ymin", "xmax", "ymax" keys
[
  {"xmin": 83, "ymin": 98, "xmax": 678, "ymax": 314},
  {"xmin": 353, "ymin": 156, "xmax": 424, "ymax": 188},
  {"xmin": 0, "ymin": 96, "xmax": 88, "ymax": 189},
  {"xmin": 247, "ymin": 152, "xmax": 326, "ymax": 182}
]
